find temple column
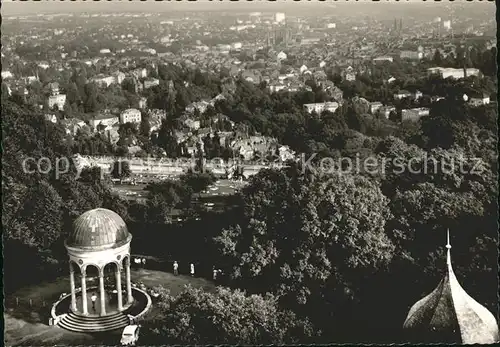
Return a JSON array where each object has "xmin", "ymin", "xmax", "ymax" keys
[
  {"xmin": 99, "ymin": 268, "xmax": 106, "ymax": 316},
  {"xmin": 81, "ymin": 268, "xmax": 88, "ymax": 315},
  {"xmin": 115, "ymin": 265, "xmax": 123, "ymax": 311},
  {"xmin": 69, "ymin": 264, "xmax": 77, "ymax": 312},
  {"xmin": 126, "ymin": 258, "xmax": 133, "ymax": 304}
]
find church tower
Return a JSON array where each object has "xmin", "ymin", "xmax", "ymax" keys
[{"xmin": 403, "ymin": 230, "xmax": 499, "ymax": 343}]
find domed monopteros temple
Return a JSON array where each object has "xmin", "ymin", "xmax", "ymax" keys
[
  {"xmin": 52, "ymin": 208, "xmax": 151, "ymax": 333},
  {"xmin": 403, "ymin": 231, "xmax": 499, "ymax": 344}
]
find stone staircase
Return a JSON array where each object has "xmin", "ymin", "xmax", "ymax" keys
[{"xmin": 58, "ymin": 311, "xmax": 130, "ymax": 333}]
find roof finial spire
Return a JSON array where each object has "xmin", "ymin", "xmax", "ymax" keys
[{"xmin": 446, "ymin": 228, "xmax": 452, "ymax": 267}]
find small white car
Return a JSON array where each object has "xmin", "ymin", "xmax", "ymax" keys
[{"xmin": 120, "ymin": 325, "xmax": 140, "ymax": 346}]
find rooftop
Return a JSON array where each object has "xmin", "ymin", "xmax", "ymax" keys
[
  {"xmin": 66, "ymin": 208, "xmax": 131, "ymax": 251},
  {"xmin": 403, "ymin": 230, "xmax": 499, "ymax": 344}
]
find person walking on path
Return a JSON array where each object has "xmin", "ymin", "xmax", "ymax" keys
[
  {"xmin": 173, "ymin": 261, "xmax": 179, "ymax": 275},
  {"xmin": 190, "ymin": 263, "xmax": 195, "ymax": 277},
  {"xmin": 212, "ymin": 267, "xmax": 218, "ymax": 281},
  {"xmin": 91, "ymin": 292, "xmax": 98, "ymax": 312}
]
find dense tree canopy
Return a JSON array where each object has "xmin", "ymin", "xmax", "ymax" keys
[
  {"xmin": 146, "ymin": 286, "xmax": 315, "ymax": 345},
  {"xmin": 213, "ymin": 166, "xmax": 397, "ymax": 339},
  {"xmin": 1, "ymin": 100, "xmax": 128, "ymax": 292}
]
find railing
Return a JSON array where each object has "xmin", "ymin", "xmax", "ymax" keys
[
  {"xmin": 4, "ymin": 296, "xmax": 52, "ymax": 310},
  {"xmin": 50, "ymin": 288, "xmax": 84, "ymax": 320},
  {"xmin": 49, "ymin": 313, "xmax": 67, "ymax": 326},
  {"xmin": 4, "ymin": 295, "xmax": 55, "ymax": 326},
  {"xmin": 129, "ymin": 287, "xmax": 153, "ymax": 323}
]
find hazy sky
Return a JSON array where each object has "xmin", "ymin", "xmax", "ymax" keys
[{"xmin": 1, "ymin": 0, "xmax": 494, "ymax": 16}]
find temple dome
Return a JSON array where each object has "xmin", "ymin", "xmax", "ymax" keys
[
  {"xmin": 403, "ymin": 231, "xmax": 499, "ymax": 344},
  {"xmin": 66, "ymin": 208, "xmax": 131, "ymax": 251}
]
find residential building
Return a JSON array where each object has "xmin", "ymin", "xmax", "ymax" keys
[
  {"xmin": 241, "ymin": 70, "xmax": 261, "ymax": 84},
  {"xmin": 93, "ymin": 75, "xmax": 115, "ymax": 87},
  {"xmin": 89, "ymin": 114, "xmax": 119, "ymax": 129},
  {"xmin": 48, "ymin": 94, "xmax": 66, "ymax": 111},
  {"xmin": 44, "ymin": 114, "xmax": 57, "ymax": 123},
  {"xmin": 61, "ymin": 118, "xmax": 87, "ymax": 136},
  {"xmin": 38, "ymin": 61, "xmax": 50, "ymax": 69},
  {"xmin": 345, "ymin": 73, "xmax": 356, "ymax": 81},
  {"xmin": 48, "ymin": 82, "xmax": 60, "ymax": 96},
  {"xmin": 278, "ymin": 74, "xmax": 288, "ymax": 83},
  {"xmin": 217, "ymin": 44, "xmax": 231, "ymax": 53},
  {"xmin": 143, "ymin": 48, "xmax": 157, "ymax": 55},
  {"xmin": 25, "ymin": 76, "xmax": 38, "ymax": 84},
  {"xmin": 427, "ymin": 67, "xmax": 481, "ymax": 79},
  {"xmin": 143, "ymin": 78, "xmax": 160, "ymax": 89},
  {"xmin": 1, "ymin": 71, "xmax": 13, "ymax": 79},
  {"xmin": 130, "ymin": 68, "xmax": 148, "ymax": 79},
  {"xmin": 343, "ymin": 66, "xmax": 356, "ymax": 81},
  {"xmin": 120, "ymin": 108, "xmax": 142, "ymax": 124},
  {"xmin": 277, "ymin": 51, "xmax": 287, "ymax": 62},
  {"xmin": 231, "ymin": 42, "xmax": 242, "ymax": 51},
  {"xmin": 139, "ymin": 97, "xmax": 148, "ymax": 109},
  {"xmin": 394, "ymin": 90, "xmax": 413, "ymax": 100},
  {"xmin": 373, "ymin": 56, "xmax": 394, "ymax": 63},
  {"xmin": 301, "ymin": 37, "xmax": 321, "ymax": 45},
  {"xmin": 401, "ymin": 108, "xmax": 430, "ymax": 122},
  {"xmin": 174, "ymin": 131, "xmax": 189, "ymax": 145},
  {"xmin": 369, "ymin": 102, "xmax": 383, "ymax": 114},
  {"xmin": 113, "ymin": 71, "xmax": 126, "ymax": 85},
  {"xmin": 303, "ymin": 102, "xmax": 339, "ymax": 114},
  {"xmin": 278, "ymin": 145, "xmax": 295, "ymax": 162},
  {"xmin": 400, "ymin": 51, "xmax": 423, "ymax": 60},
  {"xmin": 211, "ymin": 93, "xmax": 226, "ymax": 103},
  {"xmin": 275, "ymin": 12, "xmax": 285, "ymax": 24},
  {"xmin": 186, "ymin": 100, "xmax": 211, "ymax": 114},
  {"xmin": 269, "ymin": 82, "xmax": 286, "ymax": 93},
  {"xmin": 469, "ymin": 93, "xmax": 490, "ymax": 107},
  {"xmin": 323, "ymin": 84, "xmax": 344, "ymax": 102},
  {"xmin": 378, "ymin": 106, "xmax": 396, "ymax": 119},
  {"xmin": 313, "ymin": 70, "xmax": 328, "ymax": 81},
  {"xmin": 184, "ymin": 118, "xmax": 201, "ymax": 131},
  {"xmin": 237, "ymin": 144, "xmax": 254, "ymax": 161},
  {"xmin": 431, "ymin": 96, "xmax": 445, "ymax": 103},
  {"xmin": 146, "ymin": 109, "xmax": 166, "ymax": 134}
]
